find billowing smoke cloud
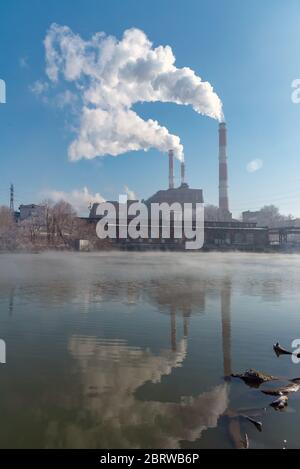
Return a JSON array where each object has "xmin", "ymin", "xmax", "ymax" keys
[
  {"xmin": 124, "ymin": 185, "xmax": 138, "ymax": 200},
  {"xmin": 44, "ymin": 24, "xmax": 223, "ymax": 162},
  {"xmin": 41, "ymin": 187, "xmax": 105, "ymax": 215}
]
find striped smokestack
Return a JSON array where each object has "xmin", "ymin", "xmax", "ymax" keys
[
  {"xmin": 219, "ymin": 122, "xmax": 229, "ymax": 213},
  {"xmin": 168, "ymin": 149, "xmax": 174, "ymax": 189}
]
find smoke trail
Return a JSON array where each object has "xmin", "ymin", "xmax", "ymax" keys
[
  {"xmin": 41, "ymin": 187, "xmax": 105, "ymax": 215},
  {"xmin": 44, "ymin": 24, "xmax": 223, "ymax": 162}
]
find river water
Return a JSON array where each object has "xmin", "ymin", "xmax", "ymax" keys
[{"xmin": 0, "ymin": 252, "xmax": 300, "ymax": 449}]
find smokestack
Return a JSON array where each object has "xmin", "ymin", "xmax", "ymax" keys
[
  {"xmin": 181, "ymin": 161, "xmax": 185, "ymax": 185},
  {"xmin": 168, "ymin": 149, "xmax": 174, "ymax": 189},
  {"xmin": 219, "ymin": 122, "xmax": 229, "ymax": 213}
]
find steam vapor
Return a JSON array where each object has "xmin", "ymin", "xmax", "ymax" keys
[
  {"xmin": 42, "ymin": 187, "xmax": 105, "ymax": 215},
  {"xmin": 44, "ymin": 24, "xmax": 223, "ymax": 162},
  {"xmin": 124, "ymin": 186, "xmax": 138, "ymax": 200}
]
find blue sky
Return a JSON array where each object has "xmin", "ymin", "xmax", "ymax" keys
[{"xmin": 1, "ymin": 0, "xmax": 300, "ymax": 217}]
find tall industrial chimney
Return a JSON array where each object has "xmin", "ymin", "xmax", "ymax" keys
[
  {"xmin": 168, "ymin": 149, "xmax": 174, "ymax": 189},
  {"xmin": 181, "ymin": 161, "xmax": 185, "ymax": 185},
  {"xmin": 219, "ymin": 122, "xmax": 229, "ymax": 215}
]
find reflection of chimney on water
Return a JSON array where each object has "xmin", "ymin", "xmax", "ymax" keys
[
  {"xmin": 183, "ymin": 316, "xmax": 189, "ymax": 338},
  {"xmin": 170, "ymin": 306, "xmax": 177, "ymax": 351},
  {"xmin": 169, "ymin": 307, "xmax": 190, "ymax": 352},
  {"xmin": 220, "ymin": 280, "xmax": 232, "ymax": 379}
]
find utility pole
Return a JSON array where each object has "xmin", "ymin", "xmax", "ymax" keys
[{"xmin": 10, "ymin": 183, "xmax": 14, "ymax": 213}]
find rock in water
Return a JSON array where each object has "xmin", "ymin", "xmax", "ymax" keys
[
  {"xmin": 231, "ymin": 369, "xmax": 278, "ymax": 387},
  {"xmin": 261, "ymin": 383, "xmax": 300, "ymax": 396},
  {"xmin": 270, "ymin": 395, "xmax": 288, "ymax": 410},
  {"xmin": 290, "ymin": 377, "xmax": 300, "ymax": 384}
]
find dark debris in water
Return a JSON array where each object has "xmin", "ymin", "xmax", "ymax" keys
[
  {"xmin": 229, "ymin": 349, "xmax": 300, "ymax": 448},
  {"xmin": 261, "ymin": 383, "xmax": 300, "ymax": 397},
  {"xmin": 231, "ymin": 369, "xmax": 278, "ymax": 387},
  {"xmin": 270, "ymin": 395, "xmax": 289, "ymax": 411},
  {"xmin": 273, "ymin": 342, "xmax": 300, "ymax": 358}
]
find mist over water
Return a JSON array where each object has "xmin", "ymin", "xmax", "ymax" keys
[{"xmin": 0, "ymin": 252, "xmax": 300, "ymax": 448}]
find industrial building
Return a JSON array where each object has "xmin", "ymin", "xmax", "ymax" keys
[
  {"xmin": 88, "ymin": 123, "xmax": 269, "ymax": 250},
  {"xmin": 146, "ymin": 151, "xmax": 203, "ymax": 207},
  {"xmin": 242, "ymin": 210, "xmax": 262, "ymax": 224},
  {"xmin": 18, "ymin": 204, "xmax": 46, "ymax": 222}
]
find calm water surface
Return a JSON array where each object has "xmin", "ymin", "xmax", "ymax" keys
[{"xmin": 0, "ymin": 252, "xmax": 300, "ymax": 449}]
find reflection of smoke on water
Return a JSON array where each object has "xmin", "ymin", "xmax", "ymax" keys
[
  {"xmin": 2, "ymin": 252, "xmax": 300, "ymax": 447},
  {"xmin": 62, "ymin": 335, "xmax": 229, "ymax": 449}
]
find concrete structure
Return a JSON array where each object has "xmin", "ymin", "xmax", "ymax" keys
[
  {"xmin": 242, "ymin": 210, "xmax": 261, "ymax": 224},
  {"xmin": 204, "ymin": 221, "xmax": 268, "ymax": 249},
  {"xmin": 181, "ymin": 161, "xmax": 185, "ymax": 185},
  {"xmin": 19, "ymin": 204, "xmax": 46, "ymax": 222},
  {"xmin": 168, "ymin": 149, "xmax": 174, "ymax": 189},
  {"xmin": 75, "ymin": 239, "xmax": 91, "ymax": 252},
  {"xmin": 269, "ymin": 226, "xmax": 300, "ymax": 247},
  {"xmin": 219, "ymin": 123, "xmax": 231, "ymax": 221},
  {"xmin": 146, "ymin": 183, "xmax": 204, "ymax": 206},
  {"xmin": 107, "ymin": 221, "xmax": 268, "ymax": 251},
  {"xmin": 87, "ymin": 124, "xmax": 269, "ymax": 251}
]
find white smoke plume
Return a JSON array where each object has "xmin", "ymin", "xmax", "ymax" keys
[
  {"xmin": 44, "ymin": 24, "xmax": 223, "ymax": 162},
  {"xmin": 124, "ymin": 185, "xmax": 138, "ymax": 200},
  {"xmin": 41, "ymin": 187, "xmax": 105, "ymax": 215}
]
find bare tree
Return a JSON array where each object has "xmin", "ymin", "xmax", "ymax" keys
[
  {"xmin": 52, "ymin": 201, "xmax": 77, "ymax": 247},
  {"xmin": 42, "ymin": 199, "xmax": 55, "ymax": 245},
  {"xmin": 254, "ymin": 205, "xmax": 293, "ymax": 228},
  {"xmin": 0, "ymin": 199, "xmax": 106, "ymax": 251},
  {"xmin": 0, "ymin": 206, "xmax": 16, "ymax": 250}
]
